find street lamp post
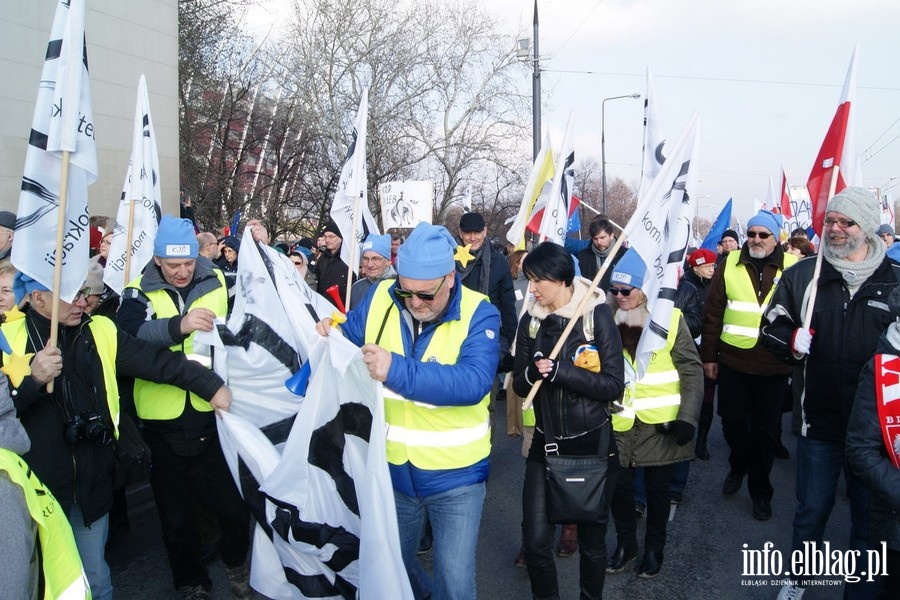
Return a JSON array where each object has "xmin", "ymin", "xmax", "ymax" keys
[
  {"xmin": 518, "ymin": 1, "xmax": 541, "ymax": 160},
  {"xmin": 601, "ymin": 93, "xmax": 641, "ymax": 214}
]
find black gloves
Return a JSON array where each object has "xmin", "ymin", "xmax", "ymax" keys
[
  {"xmin": 524, "ymin": 353, "xmax": 559, "ymax": 385},
  {"xmin": 673, "ymin": 421, "xmax": 696, "ymax": 446},
  {"xmin": 497, "ymin": 352, "xmax": 515, "ymax": 374}
]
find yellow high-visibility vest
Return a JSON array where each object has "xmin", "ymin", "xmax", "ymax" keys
[
  {"xmin": 613, "ymin": 309, "xmax": 683, "ymax": 432},
  {"xmin": 720, "ymin": 251, "xmax": 797, "ymax": 349},
  {"xmin": 364, "ymin": 280, "xmax": 491, "ymax": 470},
  {"xmin": 0, "ymin": 448, "xmax": 91, "ymax": 600}
]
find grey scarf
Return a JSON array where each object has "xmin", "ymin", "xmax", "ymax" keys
[{"xmin": 826, "ymin": 235, "xmax": 885, "ymax": 286}]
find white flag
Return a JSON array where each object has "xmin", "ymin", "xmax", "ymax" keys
[
  {"xmin": 537, "ymin": 113, "xmax": 575, "ymax": 245},
  {"xmin": 507, "ymin": 131, "xmax": 555, "ymax": 251},
  {"xmin": 330, "ymin": 88, "xmax": 380, "ymax": 274},
  {"xmin": 638, "ymin": 67, "xmax": 666, "ymax": 201},
  {"xmin": 208, "ymin": 232, "xmax": 410, "ymax": 598},
  {"xmin": 13, "ymin": 0, "xmax": 97, "ymax": 302},
  {"xmin": 622, "ymin": 112, "xmax": 700, "ymax": 378},
  {"xmin": 104, "ymin": 75, "xmax": 162, "ymax": 294},
  {"xmin": 462, "ymin": 186, "xmax": 472, "ymax": 211}
]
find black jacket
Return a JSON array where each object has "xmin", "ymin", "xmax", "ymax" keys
[
  {"xmin": 315, "ymin": 247, "xmax": 353, "ymax": 303},
  {"xmin": 4, "ymin": 310, "xmax": 224, "ymax": 525},
  {"xmin": 846, "ymin": 333, "xmax": 900, "ymax": 550},
  {"xmin": 457, "ymin": 244, "xmax": 517, "ymax": 351},
  {"xmin": 513, "ymin": 280, "xmax": 625, "ymax": 441},
  {"xmin": 761, "ymin": 254, "xmax": 900, "ymax": 442},
  {"xmin": 576, "ymin": 244, "xmax": 627, "ymax": 293},
  {"xmin": 674, "ymin": 268, "xmax": 710, "ymax": 340}
]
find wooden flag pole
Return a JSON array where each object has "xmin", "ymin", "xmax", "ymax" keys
[
  {"xmin": 521, "ymin": 230, "xmax": 630, "ymax": 410},
  {"xmin": 47, "ymin": 150, "xmax": 73, "ymax": 393},
  {"xmin": 123, "ymin": 199, "xmax": 136, "ymax": 284},
  {"xmin": 344, "ymin": 191, "xmax": 363, "ymax": 311},
  {"xmin": 801, "ymin": 165, "xmax": 840, "ymax": 330}
]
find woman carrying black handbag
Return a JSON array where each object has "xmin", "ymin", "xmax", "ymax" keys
[{"xmin": 513, "ymin": 242, "xmax": 625, "ymax": 600}]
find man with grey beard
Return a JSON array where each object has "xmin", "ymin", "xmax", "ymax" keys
[
  {"xmin": 762, "ymin": 187, "xmax": 900, "ymax": 599},
  {"xmin": 701, "ymin": 210, "xmax": 797, "ymax": 522}
]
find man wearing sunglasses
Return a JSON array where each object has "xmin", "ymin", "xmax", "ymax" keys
[
  {"xmin": 316, "ymin": 221, "xmax": 500, "ymax": 600},
  {"xmin": 700, "ymin": 209, "xmax": 797, "ymax": 522}
]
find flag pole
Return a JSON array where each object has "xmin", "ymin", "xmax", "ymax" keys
[
  {"xmin": 123, "ymin": 199, "xmax": 136, "ymax": 284},
  {"xmin": 521, "ymin": 230, "xmax": 629, "ymax": 410},
  {"xmin": 47, "ymin": 150, "xmax": 73, "ymax": 393},
  {"xmin": 801, "ymin": 165, "xmax": 840, "ymax": 329},
  {"xmin": 344, "ymin": 191, "xmax": 362, "ymax": 310}
]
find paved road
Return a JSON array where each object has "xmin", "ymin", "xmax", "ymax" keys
[{"xmin": 108, "ymin": 407, "xmax": 854, "ymax": 599}]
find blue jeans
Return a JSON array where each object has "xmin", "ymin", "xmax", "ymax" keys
[
  {"xmin": 792, "ymin": 436, "xmax": 879, "ymax": 599},
  {"xmin": 394, "ymin": 483, "xmax": 485, "ymax": 600},
  {"xmin": 68, "ymin": 504, "xmax": 113, "ymax": 600}
]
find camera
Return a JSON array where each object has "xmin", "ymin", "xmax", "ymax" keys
[{"xmin": 65, "ymin": 411, "xmax": 113, "ymax": 447}]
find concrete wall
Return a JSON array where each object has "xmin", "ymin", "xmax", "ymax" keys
[{"xmin": 0, "ymin": 0, "xmax": 179, "ymax": 221}]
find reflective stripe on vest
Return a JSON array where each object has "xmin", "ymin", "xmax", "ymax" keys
[
  {"xmin": 720, "ymin": 251, "xmax": 797, "ymax": 349},
  {"xmin": 613, "ymin": 309, "xmax": 682, "ymax": 432},
  {"xmin": 1, "ymin": 317, "xmax": 121, "ymax": 435},
  {"xmin": 364, "ymin": 280, "xmax": 491, "ymax": 470},
  {"xmin": 0, "ymin": 449, "xmax": 90, "ymax": 600},
  {"xmin": 129, "ymin": 271, "xmax": 227, "ymax": 420}
]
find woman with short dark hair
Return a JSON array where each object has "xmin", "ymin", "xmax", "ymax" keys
[{"xmin": 513, "ymin": 241, "xmax": 625, "ymax": 599}]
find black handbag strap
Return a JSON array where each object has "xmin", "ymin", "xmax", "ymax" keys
[{"xmin": 539, "ymin": 387, "xmax": 609, "ymax": 458}]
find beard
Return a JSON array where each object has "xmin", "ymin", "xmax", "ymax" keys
[
  {"xmin": 748, "ymin": 245, "xmax": 769, "ymax": 259},
  {"xmin": 824, "ymin": 231, "xmax": 865, "ymax": 260}
]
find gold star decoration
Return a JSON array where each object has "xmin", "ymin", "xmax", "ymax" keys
[
  {"xmin": 1, "ymin": 351, "xmax": 34, "ymax": 388},
  {"xmin": 454, "ymin": 243, "xmax": 475, "ymax": 268},
  {"xmin": 3, "ymin": 305, "xmax": 25, "ymax": 323}
]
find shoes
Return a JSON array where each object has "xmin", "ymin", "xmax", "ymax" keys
[
  {"xmin": 721, "ymin": 470, "xmax": 745, "ymax": 496},
  {"xmin": 225, "ymin": 563, "xmax": 254, "ymax": 600},
  {"xmin": 776, "ymin": 583, "xmax": 806, "ymax": 599},
  {"xmin": 178, "ymin": 585, "xmax": 211, "ymax": 600},
  {"xmin": 775, "ymin": 443, "xmax": 791, "ymax": 459},
  {"xmin": 634, "ymin": 501, "xmax": 646, "ymax": 519},
  {"xmin": 514, "ymin": 544, "xmax": 526, "ymax": 568},
  {"xmin": 669, "ymin": 491, "xmax": 683, "ymax": 504},
  {"xmin": 752, "ymin": 500, "xmax": 772, "ymax": 521},
  {"xmin": 605, "ymin": 544, "xmax": 638, "ymax": 574},
  {"xmin": 556, "ymin": 524, "xmax": 578, "ymax": 557},
  {"xmin": 637, "ymin": 550, "xmax": 664, "ymax": 579}
]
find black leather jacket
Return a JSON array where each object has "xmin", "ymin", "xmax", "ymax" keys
[{"xmin": 513, "ymin": 293, "xmax": 624, "ymax": 439}]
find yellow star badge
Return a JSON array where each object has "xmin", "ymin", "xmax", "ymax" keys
[
  {"xmin": 1, "ymin": 352, "xmax": 34, "ymax": 388},
  {"xmin": 3, "ymin": 305, "xmax": 25, "ymax": 323},
  {"xmin": 455, "ymin": 243, "xmax": 475, "ymax": 268}
]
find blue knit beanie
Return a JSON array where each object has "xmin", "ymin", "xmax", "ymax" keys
[
  {"xmin": 747, "ymin": 210, "xmax": 783, "ymax": 236},
  {"xmin": 361, "ymin": 234, "xmax": 391, "ymax": 260},
  {"xmin": 13, "ymin": 272, "xmax": 49, "ymax": 304},
  {"xmin": 610, "ymin": 248, "xmax": 647, "ymax": 290},
  {"xmin": 154, "ymin": 215, "xmax": 198, "ymax": 258},
  {"xmin": 397, "ymin": 222, "xmax": 456, "ymax": 279}
]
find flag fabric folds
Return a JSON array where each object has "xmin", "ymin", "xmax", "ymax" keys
[
  {"xmin": 329, "ymin": 88, "xmax": 380, "ymax": 274},
  {"xmin": 507, "ymin": 131, "xmax": 555, "ymax": 250},
  {"xmin": 12, "ymin": 0, "xmax": 97, "ymax": 302},
  {"xmin": 537, "ymin": 113, "xmax": 575, "ymax": 245},
  {"xmin": 780, "ymin": 168, "xmax": 793, "ymax": 218},
  {"xmin": 622, "ymin": 113, "xmax": 700, "ymax": 378},
  {"xmin": 638, "ymin": 67, "xmax": 667, "ymax": 201},
  {"xmin": 700, "ymin": 198, "xmax": 733, "ymax": 251},
  {"xmin": 204, "ymin": 231, "xmax": 410, "ymax": 599},
  {"xmin": 806, "ymin": 46, "xmax": 861, "ymax": 237},
  {"xmin": 104, "ymin": 75, "xmax": 162, "ymax": 294}
]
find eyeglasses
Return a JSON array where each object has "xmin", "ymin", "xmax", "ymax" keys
[
  {"xmin": 291, "ymin": 260, "xmax": 303, "ymax": 266},
  {"xmin": 746, "ymin": 231, "xmax": 772, "ymax": 239},
  {"xmin": 76, "ymin": 287, "xmax": 93, "ymax": 301},
  {"xmin": 394, "ymin": 277, "xmax": 446, "ymax": 302},
  {"xmin": 823, "ymin": 218, "xmax": 858, "ymax": 229},
  {"xmin": 362, "ymin": 256, "xmax": 385, "ymax": 263},
  {"xmin": 609, "ymin": 287, "xmax": 633, "ymax": 297}
]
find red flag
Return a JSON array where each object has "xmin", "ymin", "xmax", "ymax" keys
[
  {"xmin": 807, "ymin": 47, "xmax": 860, "ymax": 237},
  {"xmin": 780, "ymin": 168, "xmax": 793, "ymax": 218},
  {"xmin": 526, "ymin": 195, "xmax": 581, "ymax": 235}
]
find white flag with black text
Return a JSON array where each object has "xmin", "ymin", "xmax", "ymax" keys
[
  {"xmin": 13, "ymin": 0, "xmax": 97, "ymax": 302},
  {"xmin": 104, "ymin": 75, "xmax": 162, "ymax": 294},
  {"xmin": 537, "ymin": 113, "xmax": 575, "ymax": 245},
  {"xmin": 638, "ymin": 67, "xmax": 667, "ymax": 202}
]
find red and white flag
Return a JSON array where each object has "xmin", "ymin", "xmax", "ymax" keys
[
  {"xmin": 780, "ymin": 167, "xmax": 793, "ymax": 218},
  {"xmin": 807, "ymin": 46, "xmax": 861, "ymax": 237}
]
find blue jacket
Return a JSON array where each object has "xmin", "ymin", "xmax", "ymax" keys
[{"xmin": 341, "ymin": 274, "xmax": 501, "ymax": 497}]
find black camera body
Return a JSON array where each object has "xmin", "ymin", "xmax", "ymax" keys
[{"xmin": 65, "ymin": 411, "xmax": 113, "ymax": 447}]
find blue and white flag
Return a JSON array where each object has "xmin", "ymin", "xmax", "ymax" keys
[
  {"xmin": 104, "ymin": 75, "xmax": 162, "ymax": 294},
  {"xmin": 622, "ymin": 112, "xmax": 700, "ymax": 378},
  {"xmin": 13, "ymin": 0, "xmax": 97, "ymax": 302},
  {"xmin": 700, "ymin": 198, "xmax": 732, "ymax": 251}
]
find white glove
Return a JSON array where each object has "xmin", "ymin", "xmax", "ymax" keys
[{"xmin": 792, "ymin": 327, "xmax": 814, "ymax": 355}]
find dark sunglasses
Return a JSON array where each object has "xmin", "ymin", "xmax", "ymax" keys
[
  {"xmin": 609, "ymin": 287, "xmax": 633, "ymax": 296},
  {"xmin": 746, "ymin": 231, "xmax": 772, "ymax": 239},
  {"xmin": 393, "ymin": 277, "xmax": 446, "ymax": 302}
]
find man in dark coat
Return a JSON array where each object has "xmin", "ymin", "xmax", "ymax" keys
[
  {"xmin": 315, "ymin": 220, "xmax": 354, "ymax": 303},
  {"xmin": 576, "ymin": 216, "xmax": 627, "ymax": 292}
]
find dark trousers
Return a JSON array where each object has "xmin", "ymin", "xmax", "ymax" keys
[
  {"xmin": 716, "ymin": 364, "xmax": 786, "ymax": 501},
  {"xmin": 610, "ymin": 462, "xmax": 673, "ymax": 553},
  {"xmin": 144, "ymin": 430, "xmax": 251, "ymax": 590},
  {"xmin": 523, "ymin": 458, "xmax": 613, "ymax": 600}
]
